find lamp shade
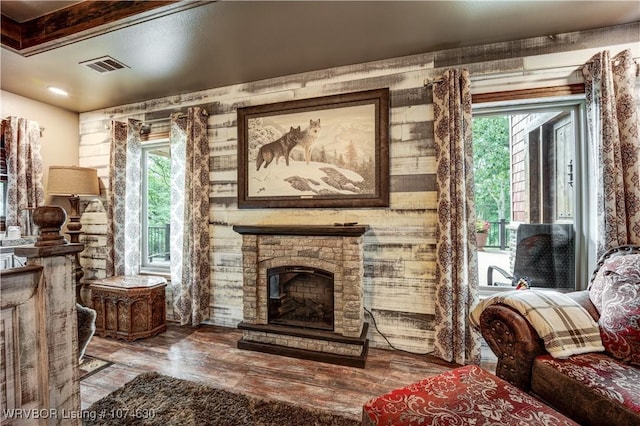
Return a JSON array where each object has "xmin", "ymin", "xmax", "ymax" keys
[{"xmin": 47, "ymin": 166, "xmax": 100, "ymax": 196}]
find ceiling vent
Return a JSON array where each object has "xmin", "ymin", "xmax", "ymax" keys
[{"xmin": 80, "ymin": 56, "xmax": 129, "ymax": 73}]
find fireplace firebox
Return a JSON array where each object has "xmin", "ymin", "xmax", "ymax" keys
[{"xmin": 268, "ymin": 266, "xmax": 334, "ymax": 331}]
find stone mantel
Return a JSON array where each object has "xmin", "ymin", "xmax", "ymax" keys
[{"xmin": 232, "ymin": 224, "xmax": 369, "ymax": 237}]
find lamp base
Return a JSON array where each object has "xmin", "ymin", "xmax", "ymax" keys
[
  {"xmin": 67, "ymin": 228, "xmax": 82, "ymax": 244},
  {"xmin": 66, "ymin": 196, "xmax": 86, "ymax": 304},
  {"xmin": 66, "ymin": 229, "xmax": 85, "ymax": 303}
]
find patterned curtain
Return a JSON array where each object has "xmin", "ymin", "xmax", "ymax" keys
[
  {"xmin": 582, "ymin": 49, "xmax": 640, "ymax": 257},
  {"xmin": 3, "ymin": 117, "xmax": 45, "ymax": 230},
  {"xmin": 432, "ymin": 69, "xmax": 481, "ymax": 365},
  {"xmin": 106, "ymin": 119, "xmax": 142, "ymax": 276},
  {"xmin": 170, "ymin": 107, "xmax": 211, "ymax": 325}
]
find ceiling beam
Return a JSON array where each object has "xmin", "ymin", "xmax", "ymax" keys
[
  {"xmin": 0, "ymin": 14, "xmax": 21, "ymax": 50},
  {"xmin": 1, "ymin": 0, "xmax": 210, "ymax": 57}
]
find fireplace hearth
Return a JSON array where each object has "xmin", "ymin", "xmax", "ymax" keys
[{"xmin": 234, "ymin": 224, "xmax": 369, "ymax": 368}]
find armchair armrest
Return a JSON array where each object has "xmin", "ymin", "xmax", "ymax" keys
[
  {"xmin": 479, "ymin": 304, "xmax": 546, "ymax": 390},
  {"xmin": 478, "ymin": 289, "xmax": 596, "ymax": 391}
]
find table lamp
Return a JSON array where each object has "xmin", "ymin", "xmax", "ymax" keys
[
  {"xmin": 47, "ymin": 166, "xmax": 100, "ymax": 301},
  {"xmin": 47, "ymin": 166, "xmax": 100, "ymax": 244}
]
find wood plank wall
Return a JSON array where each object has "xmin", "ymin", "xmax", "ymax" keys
[{"xmin": 78, "ymin": 23, "xmax": 639, "ymax": 353}]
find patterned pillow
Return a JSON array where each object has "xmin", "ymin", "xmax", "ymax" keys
[
  {"xmin": 590, "ymin": 254, "xmax": 640, "ymax": 312},
  {"xmin": 598, "ymin": 273, "xmax": 640, "ymax": 366}
]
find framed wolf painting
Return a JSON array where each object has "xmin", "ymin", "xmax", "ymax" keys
[{"xmin": 237, "ymin": 88, "xmax": 390, "ymax": 209}]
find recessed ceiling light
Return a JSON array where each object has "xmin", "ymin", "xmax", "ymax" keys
[{"xmin": 48, "ymin": 86, "xmax": 68, "ymax": 96}]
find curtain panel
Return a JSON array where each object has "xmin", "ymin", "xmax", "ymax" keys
[
  {"xmin": 3, "ymin": 117, "xmax": 45, "ymax": 231},
  {"xmin": 170, "ymin": 107, "xmax": 211, "ymax": 325},
  {"xmin": 432, "ymin": 69, "xmax": 481, "ymax": 365},
  {"xmin": 582, "ymin": 49, "xmax": 640, "ymax": 256},
  {"xmin": 106, "ymin": 119, "xmax": 142, "ymax": 277}
]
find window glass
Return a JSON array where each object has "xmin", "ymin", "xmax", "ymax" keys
[
  {"xmin": 0, "ymin": 132, "xmax": 6, "ymax": 232},
  {"xmin": 473, "ymin": 100, "xmax": 585, "ymax": 291},
  {"xmin": 141, "ymin": 142, "xmax": 171, "ymax": 271}
]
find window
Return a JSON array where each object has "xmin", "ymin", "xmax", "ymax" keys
[
  {"xmin": 473, "ymin": 98, "xmax": 588, "ymax": 291},
  {"xmin": 141, "ymin": 141, "xmax": 171, "ymax": 271},
  {"xmin": 0, "ymin": 130, "xmax": 6, "ymax": 233}
]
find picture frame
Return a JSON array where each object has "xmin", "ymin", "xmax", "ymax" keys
[{"xmin": 237, "ymin": 88, "xmax": 389, "ymax": 209}]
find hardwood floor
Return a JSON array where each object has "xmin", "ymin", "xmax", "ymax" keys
[{"xmin": 81, "ymin": 323, "xmax": 498, "ymax": 421}]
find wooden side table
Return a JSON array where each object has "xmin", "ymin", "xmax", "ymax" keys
[{"xmin": 90, "ymin": 275, "xmax": 167, "ymax": 341}]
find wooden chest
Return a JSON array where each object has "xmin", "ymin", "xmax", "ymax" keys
[{"xmin": 90, "ymin": 275, "xmax": 167, "ymax": 341}]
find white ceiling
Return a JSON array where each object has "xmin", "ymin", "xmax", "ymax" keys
[{"xmin": 1, "ymin": 1, "xmax": 639, "ymax": 113}]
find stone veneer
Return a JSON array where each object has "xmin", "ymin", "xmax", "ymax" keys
[
  {"xmin": 246, "ymin": 331, "xmax": 364, "ymax": 357},
  {"xmin": 234, "ymin": 225, "xmax": 369, "ymax": 366}
]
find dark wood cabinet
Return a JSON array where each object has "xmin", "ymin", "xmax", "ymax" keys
[{"xmin": 90, "ymin": 275, "xmax": 167, "ymax": 341}]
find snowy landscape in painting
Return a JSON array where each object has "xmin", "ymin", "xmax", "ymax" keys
[{"xmin": 247, "ymin": 104, "xmax": 377, "ymax": 199}]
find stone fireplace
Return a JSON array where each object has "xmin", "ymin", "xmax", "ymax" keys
[{"xmin": 233, "ymin": 224, "xmax": 369, "ymax": 367}]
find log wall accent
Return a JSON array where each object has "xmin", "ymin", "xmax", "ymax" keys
[{"xmin": 78, "ymin": 23, "xmax": 639, "ymax": 353}]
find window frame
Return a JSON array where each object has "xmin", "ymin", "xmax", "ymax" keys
[{"xmin": 472, "ymin": 95, "xmax": 590, "ymax": 295}]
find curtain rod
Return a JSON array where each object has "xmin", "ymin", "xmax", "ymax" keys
[
  {"xmin": 423, "ymin": 78, "xmax": 444, "ymax": 86},
  {"xmin": 142, "ymin": 113, "xmax": 187, "ymax": 125},
  {"xmin": 423, "ymin": 56, "xmax": 640, "ymax": 87},
  {"xmin": 105, "ymin": 114, "xmax": 186, "ymax": 133},
  {"xmin": 423, "ymin": 66, "xmax": 581, "ymax": 87},
  {"xmin": 139, "ymin": 113, "xmax": 187, "ymax": 136},
  {"xmin": 2, "ymin": 117, "xmax": 45, "ymax": 135},
  {"xmin": 424, "ymin": 64, "xmax": 582, "ymax": 86},
  {"xmin": 423, "ymin": 65, "xmax": 584, "ymax": 87},
  {"xmin": 142, "ymin": 117, "xmax": 169, "ymax": 124}
]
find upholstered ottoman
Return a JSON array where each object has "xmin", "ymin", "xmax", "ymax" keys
[
  {"xmin": 90, "ymin": 275, "xmax": 167, "ymax": 341},
  {"xmin": 362, "ymin": 365, "xmax": 578, "ymax": 425}
]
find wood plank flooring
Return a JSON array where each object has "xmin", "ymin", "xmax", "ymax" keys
[{"xmin": 81, "ymin": 323, "xmax": 498, "ymax": 421}]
